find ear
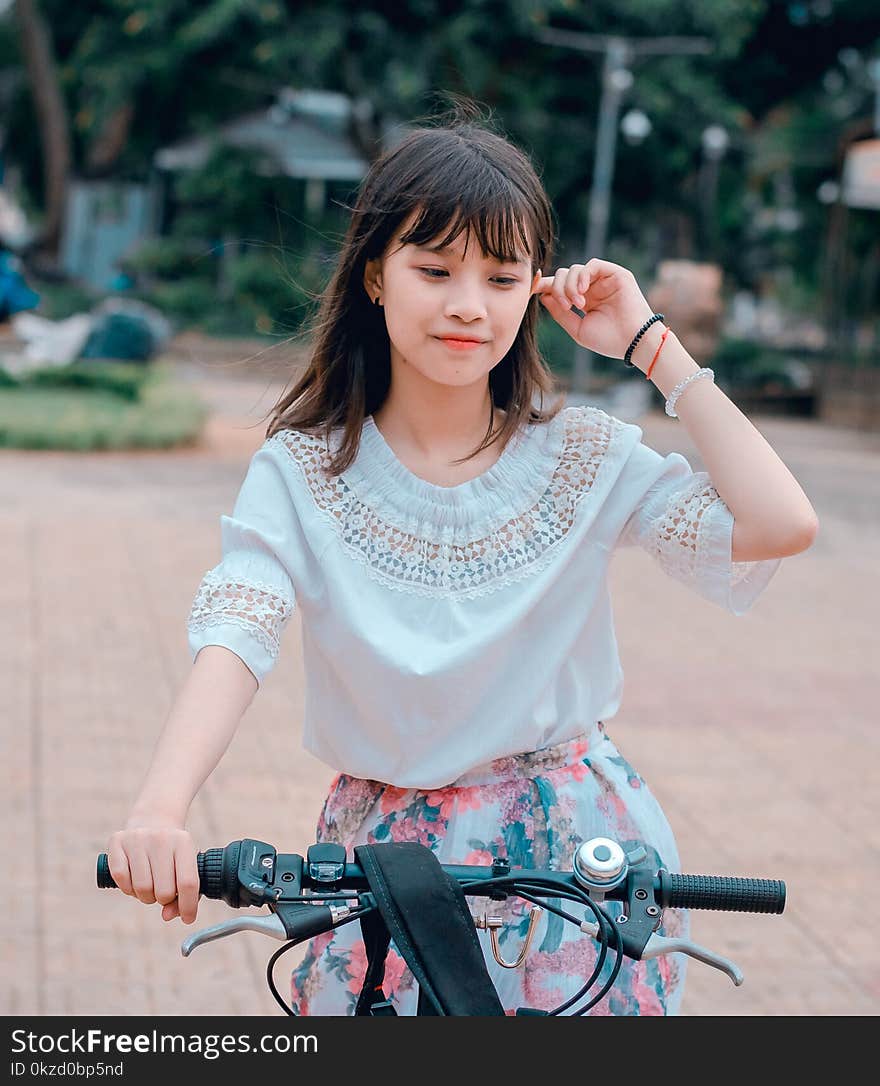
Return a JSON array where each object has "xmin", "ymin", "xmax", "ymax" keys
[
  {"xmin": 363, "ymin": 257, "xmax": 382, "ymax": 303},
  {"xmin": 530, "ymin": 268, "xmax": 543, "ymax": 297}
]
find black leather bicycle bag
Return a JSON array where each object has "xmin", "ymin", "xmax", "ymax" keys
[{"xmin": 352, "ymin": 841, "xmax": 506, "ymax": 1016}]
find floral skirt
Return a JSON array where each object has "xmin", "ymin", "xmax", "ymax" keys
[{"xmin": 290, "ymin": 721, "xmax": 689, "ymax": 1016}]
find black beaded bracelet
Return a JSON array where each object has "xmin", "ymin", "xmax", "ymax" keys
[{"xmin": 624, "ymin": 313, "xmax": 665, "ymax": 368}]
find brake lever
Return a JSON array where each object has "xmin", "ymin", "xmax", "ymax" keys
[
  {"xmin": 578, "ymin": 920, "xmax": 744, "ymax": 985},
  {"xmin": 641, "ymin": 931, "xmax": 744, "ymax": 985},
  {"xmin": 181, "ymin": 913, "xmax": 288, "ymax": 957},
  {"xmin": 180, "ymin": 899, "xmax": 361, "ymax": 957}
]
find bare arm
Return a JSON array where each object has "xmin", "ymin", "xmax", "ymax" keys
[
  {"xmin": 631, "ymin": 327, "xmax": 819, "ymax": 561},
  {"xmin": 108, "ymin": 645, "xmax": 259, "ymax": 924},
  {"xmin": 535, "ymin": 263, "xmax": 818, "ymax": 562},
  {"xmin": 128, "ymin": 644, "xmax": 259, "ymax": 824}
]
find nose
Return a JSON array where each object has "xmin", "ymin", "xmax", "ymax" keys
[{"xmin": 442, "ymin": 281, "xmax": 489, "ymax": 323}]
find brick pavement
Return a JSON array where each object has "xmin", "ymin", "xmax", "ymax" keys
[{"xmin": 3, "ymin": 346, "xmax": 877, "ymax": 1016}]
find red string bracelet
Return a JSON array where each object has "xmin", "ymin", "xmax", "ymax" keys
[{"xmin": 645, "ymin": 327, "xmax": 670, "ymax": 381}]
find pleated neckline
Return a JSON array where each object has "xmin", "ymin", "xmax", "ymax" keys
[{"xmin": 339, "ymin": 409, "xmax": 568, "ymax": 537}]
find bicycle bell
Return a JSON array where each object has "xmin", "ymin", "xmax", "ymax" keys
[{"xmin": 573, "ymin": 837, "xmax": 628, "ymax": 893}]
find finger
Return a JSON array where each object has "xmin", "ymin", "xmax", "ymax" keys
[
  {"xmin": 538, "ymin": 290, "xmax": 584, "ymax": 340},
  {"xmin": 151, "ymin": 841, "xmax": 179, "ymax": 909},
  {"xmin": 534, "ymin": 269, "xmax": 569, "ymax": 298},
  {"xmin": 106, "ymin": 839, "xmax": 133, "ymax": 896},
  {"xmin": 551, "ymin": 267, "xmax": 572, "ymax": 310},
  {"xmin": 583, "ymin": 257, "xmax": 625, "ymax": 279},
  {"xmin": 174, "ymin": 840, "xmax": 201, "ymax": 925},
  {"xmin": 129, "ymin": 847, "xmax": 157, "ymax": 906},
  {"xmin": 566, "ymin": 264, "xmax": 588, "ymax": 308},
  {"xmin": 162, "ymin": 899, "xmax": 180, "ymax": 922}
]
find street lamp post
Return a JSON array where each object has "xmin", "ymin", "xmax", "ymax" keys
[
  {"xmin": 535, "ymin": 29, "xmax": 714, "ymax": 394},
  {"xmin": 700, "ymin": 124, "xmax": 729, "ymax": 262},
  {"xmin": 574, "ymin": 40, "xmax": 632, "ymax": 393}
]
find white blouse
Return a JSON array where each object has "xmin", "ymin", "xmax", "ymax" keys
[{"xmin": 187, "ymin": 405, "xmax": 781, "ymax": 789}]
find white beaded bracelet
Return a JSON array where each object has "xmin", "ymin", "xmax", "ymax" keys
[{"xmin": 665, "ymin": 367, "xmax": 715, "ymax": 418}]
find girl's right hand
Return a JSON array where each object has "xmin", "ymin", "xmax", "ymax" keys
[{"xmin": 106, "ymin": 816, "xmax": 201, "ymax": 925}]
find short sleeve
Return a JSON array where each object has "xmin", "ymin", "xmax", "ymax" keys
[
  {"xmin": 187, "ymin": 446, "xmax": 296, "ymax": 686},
  {"xmin": 616, "ymin": 441, "xmax": 781, "ymax": 616}
]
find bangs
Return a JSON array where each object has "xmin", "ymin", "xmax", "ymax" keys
[
  {"xmin": 264, "ymin": 110, "xmax": 566, "ymax": 462},
  {"xmin": 397, "ymin": 185, "xmax": 535, "ymax": 267}
]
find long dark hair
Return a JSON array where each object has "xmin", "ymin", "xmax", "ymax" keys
[{"xmin": 264, "ymin": 98, "xmax": 566, "ymax": 475}]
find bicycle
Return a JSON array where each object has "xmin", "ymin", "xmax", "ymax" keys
[{"xmin": 97, "ymin": 835, "xmax": 785, "ymax": 1016}]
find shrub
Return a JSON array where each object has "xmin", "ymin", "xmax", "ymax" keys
[
  {"xmin": 8, "ymin": 359, "xmax": 150, "ymax": 401},
  {"xmin": 124, "ymin": 236, "xmax": 213, "ymax": 283},
  {"xmin": 0, "ymin": 361, "xmax": 207, "ymax": 449},
  {"xmin": 710, "ymin": 337, "xmax": 797, "ymax": 389}
]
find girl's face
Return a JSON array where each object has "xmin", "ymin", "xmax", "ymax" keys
[{"xmin": 364, "ymin": 211, "xmax": 541, "ymax": 392}]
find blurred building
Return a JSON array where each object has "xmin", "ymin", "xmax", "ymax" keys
[
  {"xmin": 61, "ymin": 180, "xmax": 161, "ymax": 292},
  {"xmin": 60, "ymin": 89, "xmax": 405, "ymax": 292}
]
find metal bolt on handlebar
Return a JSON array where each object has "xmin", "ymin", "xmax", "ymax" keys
[{"xmin": 489, "ymin": 856, "xmax": 511, "ymax": 901}]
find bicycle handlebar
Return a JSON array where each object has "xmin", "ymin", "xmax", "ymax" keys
[
  {"xmin": 96, "ymin": 836, "xmax": 786, "ymax": 1012},
  {"xmin": 96, "ymin": 839, "xmax": 785, "ymax": 914},
  {"xmin": 656, "ymin": 870, "xmax": 786, "ymax": 913}
]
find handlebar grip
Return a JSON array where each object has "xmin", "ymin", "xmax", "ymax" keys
[
  {"xmin": 96, "ymin": 849, "xmax": 227, "ymax": 900},
  {"xmin": 659, "ymin": 871, "xmax": 785, "ymax": 913},
  {"xmin": 96, "ymin": 854, "xmax": 116, "ymax": 888}
]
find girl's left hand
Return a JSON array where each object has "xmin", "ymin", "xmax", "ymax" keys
[{"xmin": 533, "ymin": 258, "xmax": 656, "ymax": 362}]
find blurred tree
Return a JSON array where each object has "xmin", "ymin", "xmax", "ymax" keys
[
  {"xmin": 1, "ymin": 0, "xmax": 877, "ymax": 324},
  {"xmin": 11, "ymin": 0, "xmax": 71, "ymax": 258}
]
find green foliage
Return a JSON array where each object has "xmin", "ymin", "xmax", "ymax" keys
[
  {"xmin": 171, "ymin": 145, "xmax": 289, "ymax": 240},
  {"xmin": 26, "ymin": 280, "xmax": 99, "ymax": 321},
  {"xmin": 116, "ymin": 141, "xmax": 338, "ymax": 332},
  {"xmin": 0, "ymin": 362, "xmax": 208, "ymax": 450},
  {"xmin": 129, "ymin": 238, "xmax": 332, "ymax": 335},
  {"xmin": 8, "ymin": 0, "xmax": 880, "ymax": 337},
  {"xmin": 537, "ymin": 308, "xmax": 576, "ymax": 377},
  {"xmin": 124, "ymin": 236, "xmax": 212, "ymax": 282},
  {"xmin": 1, "ymin": 359, "xmax": 150, "ymax": 401},
  {"xmin": 710, "ymin": 336, "xmax": 799, "ymax": 388},
  {"xmin": 226, "ymin": 250, "xmax": 301, "ymax": 329},
  {"xmin": 143, "ymin": 277, "xmax": 218, "ymax": 323}
]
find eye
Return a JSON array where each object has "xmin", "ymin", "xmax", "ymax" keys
[{"xmin": 417, "ymin": 268, "xmax": 519, "ymax": 286}]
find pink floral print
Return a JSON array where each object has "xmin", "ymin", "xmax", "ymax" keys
[{"xmin": 291, "ymin": 724, "xmax": 688, "ymax": 1016}]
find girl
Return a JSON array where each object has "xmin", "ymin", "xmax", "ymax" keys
[{"xmin": 111, "ymin": 108, "xmax": 817, "ymax": 1016}]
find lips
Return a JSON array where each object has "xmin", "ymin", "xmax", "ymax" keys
[{"xmin": 437, "ymin": 337, "xmax": 486, "ymax": 351}]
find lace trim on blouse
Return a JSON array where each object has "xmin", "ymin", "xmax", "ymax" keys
[
  {"xmin": 188, "ymin": 569, "xmax": 295, "ymax": 661},
  {"xmin": 269, "ymin": 406, "xmax": 622, "ymax": 600},
  {"xmin": 639, "ymin": 472, "xmax": 754, "ymax": 586}
]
